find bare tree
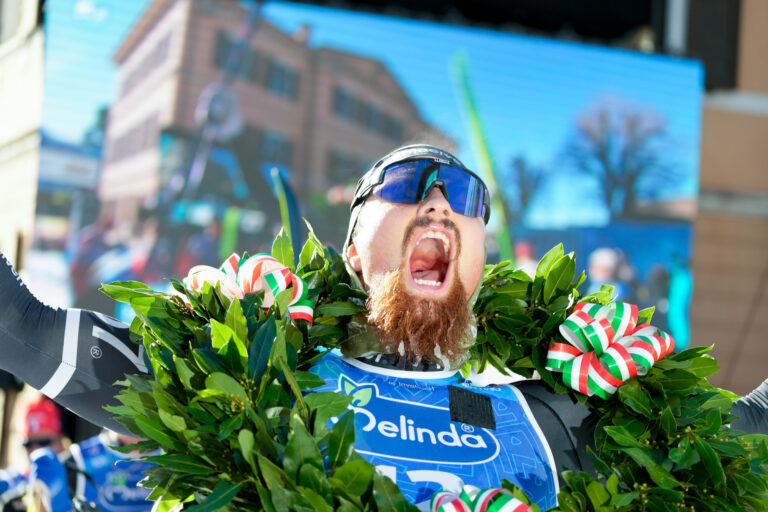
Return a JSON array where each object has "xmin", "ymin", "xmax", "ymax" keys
[
  {"xmin": 509, "ymin": 156, "xmax": 545, "ymax": 219},
  {"xmin": 566, "ymin": 100, "xmax": 681, "ymax": 218}
]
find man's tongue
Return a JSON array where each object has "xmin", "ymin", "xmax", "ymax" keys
[{"xmin": 409, "ymin": 238, "xmax": 446, "ymax": 283}]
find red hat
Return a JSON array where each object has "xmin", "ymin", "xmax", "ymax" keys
[{"xmin": 17, "ymin": 396, "xmax": 62, "ymax": 439}]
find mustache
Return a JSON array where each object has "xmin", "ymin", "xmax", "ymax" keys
[{"xmin": 401, "ymin": 217, "xmax": 460, "ymax": 255}]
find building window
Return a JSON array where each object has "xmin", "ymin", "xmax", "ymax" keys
[
  {"xmin": 331, "ymin": 86, "xmax": 403, "ymax": 142},
  {"xmin": 358, "ymin": 102, "xmax": 376, "ymax": 130},
  {"xmin": 107, "ymin": 115, "xmax": 158, "ymax": 163},
  {"xmin": 121, "ymin": 33, "xmax": 172, "ymax": 97},
  {"xmin": 333, "ymin": 87, "xmax": 356, "ymax": 120},
  {"xmin": 259, "ymin": 130, "xmax": 292, "ymax": 167},
  {"xmin": 241, "ymin": 46, "xmax": 259, "ymax": 83},
  {"xmin": 213, "ymin": 30, "xmax": 231, "ymax": 69},
  {"xmin": 382, "ymin": 116, "xmax": 404, "ymax": 141},
  {"xmin": 266, "ymin": 59, "xmax": 299, "ymax": 100},
  {"xmin": 213, "ymin": 30, "xmax": 261, "ymax": 83}
]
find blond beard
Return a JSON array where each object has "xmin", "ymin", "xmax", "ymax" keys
[{"xmin": 366, "ymin": 267, "xmax": 470, "ymax": 368}]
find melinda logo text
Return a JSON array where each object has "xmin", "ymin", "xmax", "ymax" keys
[
  {"xmin": 354, "ymin": 411, "xmax": 488, "ymax": 449},
  {"xmin": 334, "ymin": 374, "xmax": 500, "ymax": 465}
]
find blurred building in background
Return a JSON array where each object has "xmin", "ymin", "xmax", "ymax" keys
[
  {"xmin": 688, "ymin": 0, "xmax": 768, "ymax": 393},
  {"xmin": 0, "ymin": 0, "xmax": 766, "ymax": 407},
  {"xmin": 98, "ymin": 0, "xmax": 450, "ymax": 242},
  {"xmin": 0, "ymin": 0, "xmax": 44, "ymax": 467},
  {"xmin": 0, "ymin": 0, "xmax": 43, "ymax": 270},
  {"xmin": 36, "ymin": 131, "xmax": 101, "ymax": 253},
  {"xmin": 287, "ymin": 0, "xmax": 768, "ymax": 395}
]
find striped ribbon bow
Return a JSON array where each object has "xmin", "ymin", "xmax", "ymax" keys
[
  {"xmin": 546, "ymin": 302, "xmax": 674, "ymax": 399},
  {"xmin": 183, "ymin": 253, "xmax": 314, "ymax": 323},
  {"xmin": 431, "ymin": 488, "xmax": 530, "ymax": 512}
]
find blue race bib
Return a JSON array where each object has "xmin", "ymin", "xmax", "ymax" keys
[
  {"xmin": 70, "ymin": 434, "xmax": 155, "ymax": 512},
  {"xmin": 311, "ymin": 355, "xmax": 558, "ymax": 510}
]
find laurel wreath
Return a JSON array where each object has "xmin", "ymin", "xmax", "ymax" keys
[{"xmin": 101, "ymin": 226, "xmax": 768, "ymax": 512}]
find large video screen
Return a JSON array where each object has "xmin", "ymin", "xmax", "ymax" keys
[{"xmin": 32, "ymin": 0, "xmax": 702, "ymax": 347}]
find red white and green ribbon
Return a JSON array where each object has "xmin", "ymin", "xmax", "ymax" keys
[
  {"xmin": 546, "ymin": 301, "xmax": 674, "ymax": 399},
  {"xmin": 431, "ymin": 487, "xmax": 530, "ymax": 512},
  {"xmin": 184, "ymin": 265, "xmax": 243, "ymax": 301},
  {"xmin": 183, "ymin": 253, "xmax": 314, "ymax": 323}
]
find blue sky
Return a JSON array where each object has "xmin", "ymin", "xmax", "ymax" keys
[
  {"xmin": 42, "ymin": 0, "xmax": 151, "ymax": 141},
  {"xmin": 43, "ymin": 0, "xmax": 703, "ymax": 228}
]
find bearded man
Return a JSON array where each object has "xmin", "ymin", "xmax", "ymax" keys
[
  {"xmin": 0, "ymin": 145, "xmax": 767, "ymax": 509},
  {"xmin": 307, "ymin": 145, "xmax": 595, "ymax": 508},
  {"xmin": 344, "ymin": 146, "xmax": 483, "ymax": 367}
]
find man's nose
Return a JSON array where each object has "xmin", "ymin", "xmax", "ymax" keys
[{"xmin": 418, "ymin": 187, "xmax": 452, "ymax": 218}]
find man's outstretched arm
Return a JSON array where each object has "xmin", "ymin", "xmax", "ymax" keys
[
  {"xmin": 732, "ymin": 379, "xmax": 768, "ymax": 435},
  {"xmin": 0, "ymin": 251, "xmax": 145, "ymax": 434}
]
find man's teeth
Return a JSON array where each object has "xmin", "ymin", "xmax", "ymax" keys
[
  {"xmin": 414, "ymin": 278, "xmax": 442, "ymax": 287},
  {"xmin": 418, "ymin": 230, "xmax": 450, "ymax": 253}
]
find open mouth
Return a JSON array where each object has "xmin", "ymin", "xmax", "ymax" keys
[{"xmin": 407, "ymin": 226, "xmax": 454, "ymax": 294}]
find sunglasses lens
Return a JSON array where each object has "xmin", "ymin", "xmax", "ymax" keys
[
  {"xmin": 439, "ymin": 166, "xmax": 485, "ymax": 218},
  {"xmin": 375, "ymin": 160, "xmax": 488, "ymax": 221},
  {"xmin": 375, "ymin": 162, "xmax": 420, "ymax": 204}
]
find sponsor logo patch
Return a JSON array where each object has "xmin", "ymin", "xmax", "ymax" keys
[{"xmin": 334, "ymin": 374, "xmax": 500, "ymax": 465}]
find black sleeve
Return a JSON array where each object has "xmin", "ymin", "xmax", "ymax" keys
[
  {"xmin": 515, "ymin": 380, "xmax": 598, "ymax": 487},
  {"xmin": 731, "ymin": 379, "xmax": 768, "ymax": 435},
  {"xmin": 0, "ymin": 251, "xmax": 146, "ymax": 434}
]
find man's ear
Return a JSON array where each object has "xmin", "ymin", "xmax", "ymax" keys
[{"xmin": 346, "ymin": 243, "xmax": 362, "ymax": 272}]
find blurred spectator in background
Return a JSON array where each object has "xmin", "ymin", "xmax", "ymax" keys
[
  {"xmin": 587, "ymin": 247, "xmax": 622, "ymax": 296},
  {"xmin": 70, "ymin": 213, "xmax": 136, "ymax": 314},
  {"xmin": 586, "ymin": 247, "xmax": 638, "ymax": 302},
  {"xmin": 184, "ymin": 220, "xmax": 222, "ymax": 269},
  {"xmin": 34, "ymin": 431, "xmax": 155, "ymax": 512},
  {"xmin": 0, "ymin": 394, "xmax": 68, "ymax": 512},
  {"xmin": 26, "ymin": 447, "xmax": 70, "ymax": 512},
  {"xmin": 141, "ymin": 216, "xmax": 177, "ymax": 283},
  {"xmin": 514, "ymin": 240, "xmax": 538, "ymax": 277},
  {"xmin": 667, "ymin": 256, "xmax": 692, "ymax": 351},
  {"xmin": 1, "ymin": 395, "xmax": 154, "ymax": 511},
  {"xmin": 0, "ymin": 467, "xmax": 27, "ymax": 511},
  {"xmin": 27, "ymin": 431, "xmax": 155, "ymax": 512},
  {"xmin": 645, "ymin": 263, "xmax": 671, "ymax": 331},
  {"xmin": 70, "ymin": 214, "xmax": 112, "ymax": 306},
  {"xmin": 18, "ymin": 396, "xmax": 65, "ymax": 457}
]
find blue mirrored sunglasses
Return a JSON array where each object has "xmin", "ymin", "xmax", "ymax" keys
[{"xmin": 372, "ymin": 159, "xmax": 490, "ymax": 223}]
